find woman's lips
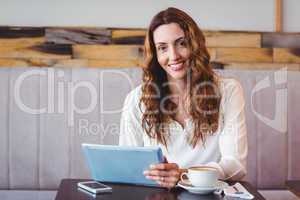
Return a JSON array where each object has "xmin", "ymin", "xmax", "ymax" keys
[{"xmin": 168, "ymin": 62, "xmax": 184, "ymax": 71}]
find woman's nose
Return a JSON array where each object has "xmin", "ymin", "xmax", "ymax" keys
[{"xmin": 169, "ymin": 46, "xmax": 180, "ymax": 61}]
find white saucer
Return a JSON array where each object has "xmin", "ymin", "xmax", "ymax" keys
[{"xmin": 177, "ymin": 180, "xmax": 228, "ymax": 194}]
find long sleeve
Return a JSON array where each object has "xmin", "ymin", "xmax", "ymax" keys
[
  {"xmin": 119, "ymin": 86, "xmax": 145, "ymax": 147},
  {"xmin": 206, "ymin": 79, "xmax": 248, "ymax": 181}
]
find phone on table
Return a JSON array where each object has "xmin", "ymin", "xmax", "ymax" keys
[{"xmin": 77, "ymin": 181, "xmax": 112, "ymax": 195}]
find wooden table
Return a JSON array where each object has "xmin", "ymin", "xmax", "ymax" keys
[
  {"xmin": 55, "ymin": 179, "xmax": 265, "ymax": 200},
  {"xmin": 286, "ymin": 180, "xmax": 300, "ymax": 197}
]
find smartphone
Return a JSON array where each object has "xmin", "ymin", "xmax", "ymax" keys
[{"xmin": 77, "ymin": 181, "xmax": 112, "ymax": 194}]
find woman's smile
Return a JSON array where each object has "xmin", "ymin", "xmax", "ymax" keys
[{"xmin": 168, "ymin": 61, "xmax": 185, "ymax": 71}]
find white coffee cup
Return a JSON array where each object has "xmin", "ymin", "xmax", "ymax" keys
[{"xmin": 180, "ymin": 166, "xmax": 218, "ymax": 188}]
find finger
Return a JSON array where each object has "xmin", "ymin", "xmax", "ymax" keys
[
  {"xmin": 150, "ymin": 163, "xmax": 178, "ymax": 170},
  {"xmin": 147, "ymin": 169, "xmax": 180, "ymax": 177},
  {"xmin": 145, "ymin": 170, "xmax": 169, "ymax": 177},
  {"xmin": 146, "ymin": 175, "xmax": 162, "ymax": 181},
  {"xmin": 144, "ymin": 169, "xmax": 180, "ymax": 180},
  {"xmin": 145, "ymin": 175, "xmax": 178, "ymax": 182}
]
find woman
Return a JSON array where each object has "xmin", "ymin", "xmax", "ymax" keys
[{"xmin": 119, "ymin": 7, "xmax": 247, "ymax": 188}]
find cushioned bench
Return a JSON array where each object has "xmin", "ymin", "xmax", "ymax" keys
[
  {"xmin": 0, "ymin": 67, "xmax": 299, "ymax": 200},
  {"xmin": 0, "ymin": 190, "xmax": 57, "ymax": 200}
]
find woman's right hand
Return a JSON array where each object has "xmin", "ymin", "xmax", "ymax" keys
[{"xmin": 144, "ymin": 163, "xmax": 186, "ymax": 188}]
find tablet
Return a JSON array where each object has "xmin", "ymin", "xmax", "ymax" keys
[{"xmin": 81, "ymin": 143, "xmax": 164, "ymax": 186}]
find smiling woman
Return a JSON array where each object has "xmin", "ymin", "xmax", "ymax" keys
[
  {"xmin": 119, "ymin": 7, "xmax": 248, "ymax": 189},
  {"xmin": 153, "ymin": 23, "xmax": 191, "ymax": 81}
]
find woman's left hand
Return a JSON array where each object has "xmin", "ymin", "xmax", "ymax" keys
[{"xmin": 143, "ymin": 163, "xmax": 181, "ymax": 188}]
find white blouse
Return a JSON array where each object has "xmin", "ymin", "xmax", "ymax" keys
[{"xmin": 119, "ymin": 77, "xmax": 248, "ymax": 180}]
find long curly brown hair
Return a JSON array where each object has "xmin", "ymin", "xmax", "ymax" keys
[{"xmin": 140, "ymin": 7, "xmax": 221, "ymax": 148}]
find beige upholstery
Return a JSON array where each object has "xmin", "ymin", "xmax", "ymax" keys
[
  {"xmin": 0, "ymin": 190, "xmax": 56, "ymax": 200},
  {"xmin": 0, "ymin": 67, "xmax": 299, "ymax": 192}
]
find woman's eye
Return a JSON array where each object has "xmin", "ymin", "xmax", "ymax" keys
[
  {"xmin": 157, "ymin": 46, "xmax": 167, "ymax": 52},
  {"xmin": 179, "ymin": 40, "xmax": 187, "ymax": 47}
]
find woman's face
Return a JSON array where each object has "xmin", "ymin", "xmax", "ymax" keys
[{"xmin": 153, "ymin": 22, "xmax": 191, "ymax": 81}]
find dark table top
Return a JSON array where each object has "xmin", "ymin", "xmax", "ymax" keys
[
  {"xmin": 286, "ymin": 180, "xmax": 300, "ymax": 197},
  {"xmin": 55, "ymin": 179, "xmax": 266, "ymax": 200}
]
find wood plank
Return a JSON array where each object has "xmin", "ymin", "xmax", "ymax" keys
[
  {"xmin": 215, "ymin": 48, "xmax": 273, "ymax": 63},
  {"xmin": 0, "ymin": 58, "xmax": 63, "ymax": 67},
  {"xmin": 46, "ymin": 28, "xmax": 111, "ymax": 44},
  {"xmin": 72, "ymin": 45, "xmax": 143, "ymax": 60},
  {"xmin": 111, "ymin": 29, "xmax": 146, "ymax": 39},
  {"xmin": 0, "ymin": 37, "xmax": 45, "ymax": 47},
  {"xmin": 204, "ymin": 31, "xmax": 261, "ymax": 47},
  {"xmin": 274, "ymin": 48, "xmax": 300, "ymax": 63},
  {"xmin": 111, "ymin": 29, "xmax": 262, "ymax": 47},
  {"xmin": 111, "ymin": 29, "xmax": 146, "ymax": 44},
  {"xmin": 0, "ymin": 59, "xmax": 30, "ymax": 67},
  {"xmin": 224, "ymin": 62, "xmax": 300, "ymax": 71},
  {"xmin": 262, "ymin": 33, "xmax": 300, "ymax": 48},
  {"xmin": 112, "ymin": 36, "xmax": 145, "ymax": 45},
  {"xmin": 0, "ymin": 43, "xmax": 72, "ymax": 59},
  {"xmin": 0, "ymin": 27, "xmax": 44, "ymax": 38}
]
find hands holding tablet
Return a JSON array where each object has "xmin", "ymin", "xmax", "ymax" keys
[{"xmin": 144, "ymin": 161, "xmax": 186, "ymax": 188}]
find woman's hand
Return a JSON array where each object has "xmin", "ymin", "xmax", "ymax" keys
[{"xmin": 143, "ymin": 163, "xmax": 181, "ymax": 188}]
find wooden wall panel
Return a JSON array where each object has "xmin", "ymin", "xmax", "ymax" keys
[
  {"xmin": 0, "ymin": 59, "xmax": 30, "ymax": 67},
  {"xmin": 46, "ymin": 28, "xmax": 111, "ymax": 44},
  {"xmin": 0, "ymin": 27, "xmax": 44, "ymax": 38},
  {"xmin": 111, "ymin": 29, "xmax": 146, "ymax": 44},
  {"xmin": 0, "ymin": 26, "xmax": 300, "ymax": 70},
  {"xmin": 112, "ymin": 29, "xmax": 146, "ymax": 39},
  {"xmin": 0, "ymin": 44, "xmax": 71, "ymax": 59},
  {"xmin": 204, "ymin": 32, "xmax": 261, "ymax": 47},
  {"xmin": 263, "ymin": 33, "xmax": 300, "ymax": 48},
  {"xmin": 0, "ymin": 38, "xmax": 45, "ymax": 47},
  {"xmin": 215, "ymin": 48, "xmax": 273, "ymax": 63},
  {"xmin": 274, "ymin": 48, "xmax": 300, "ymax": 63},
  {"xmin": 72, "ymin": 45, "xmax": 143, "ymax": 60}
]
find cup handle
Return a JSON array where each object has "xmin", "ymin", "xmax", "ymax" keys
[{"xmin": 180, "ymin": 172, "xmax": 188, "ymax": 182}]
